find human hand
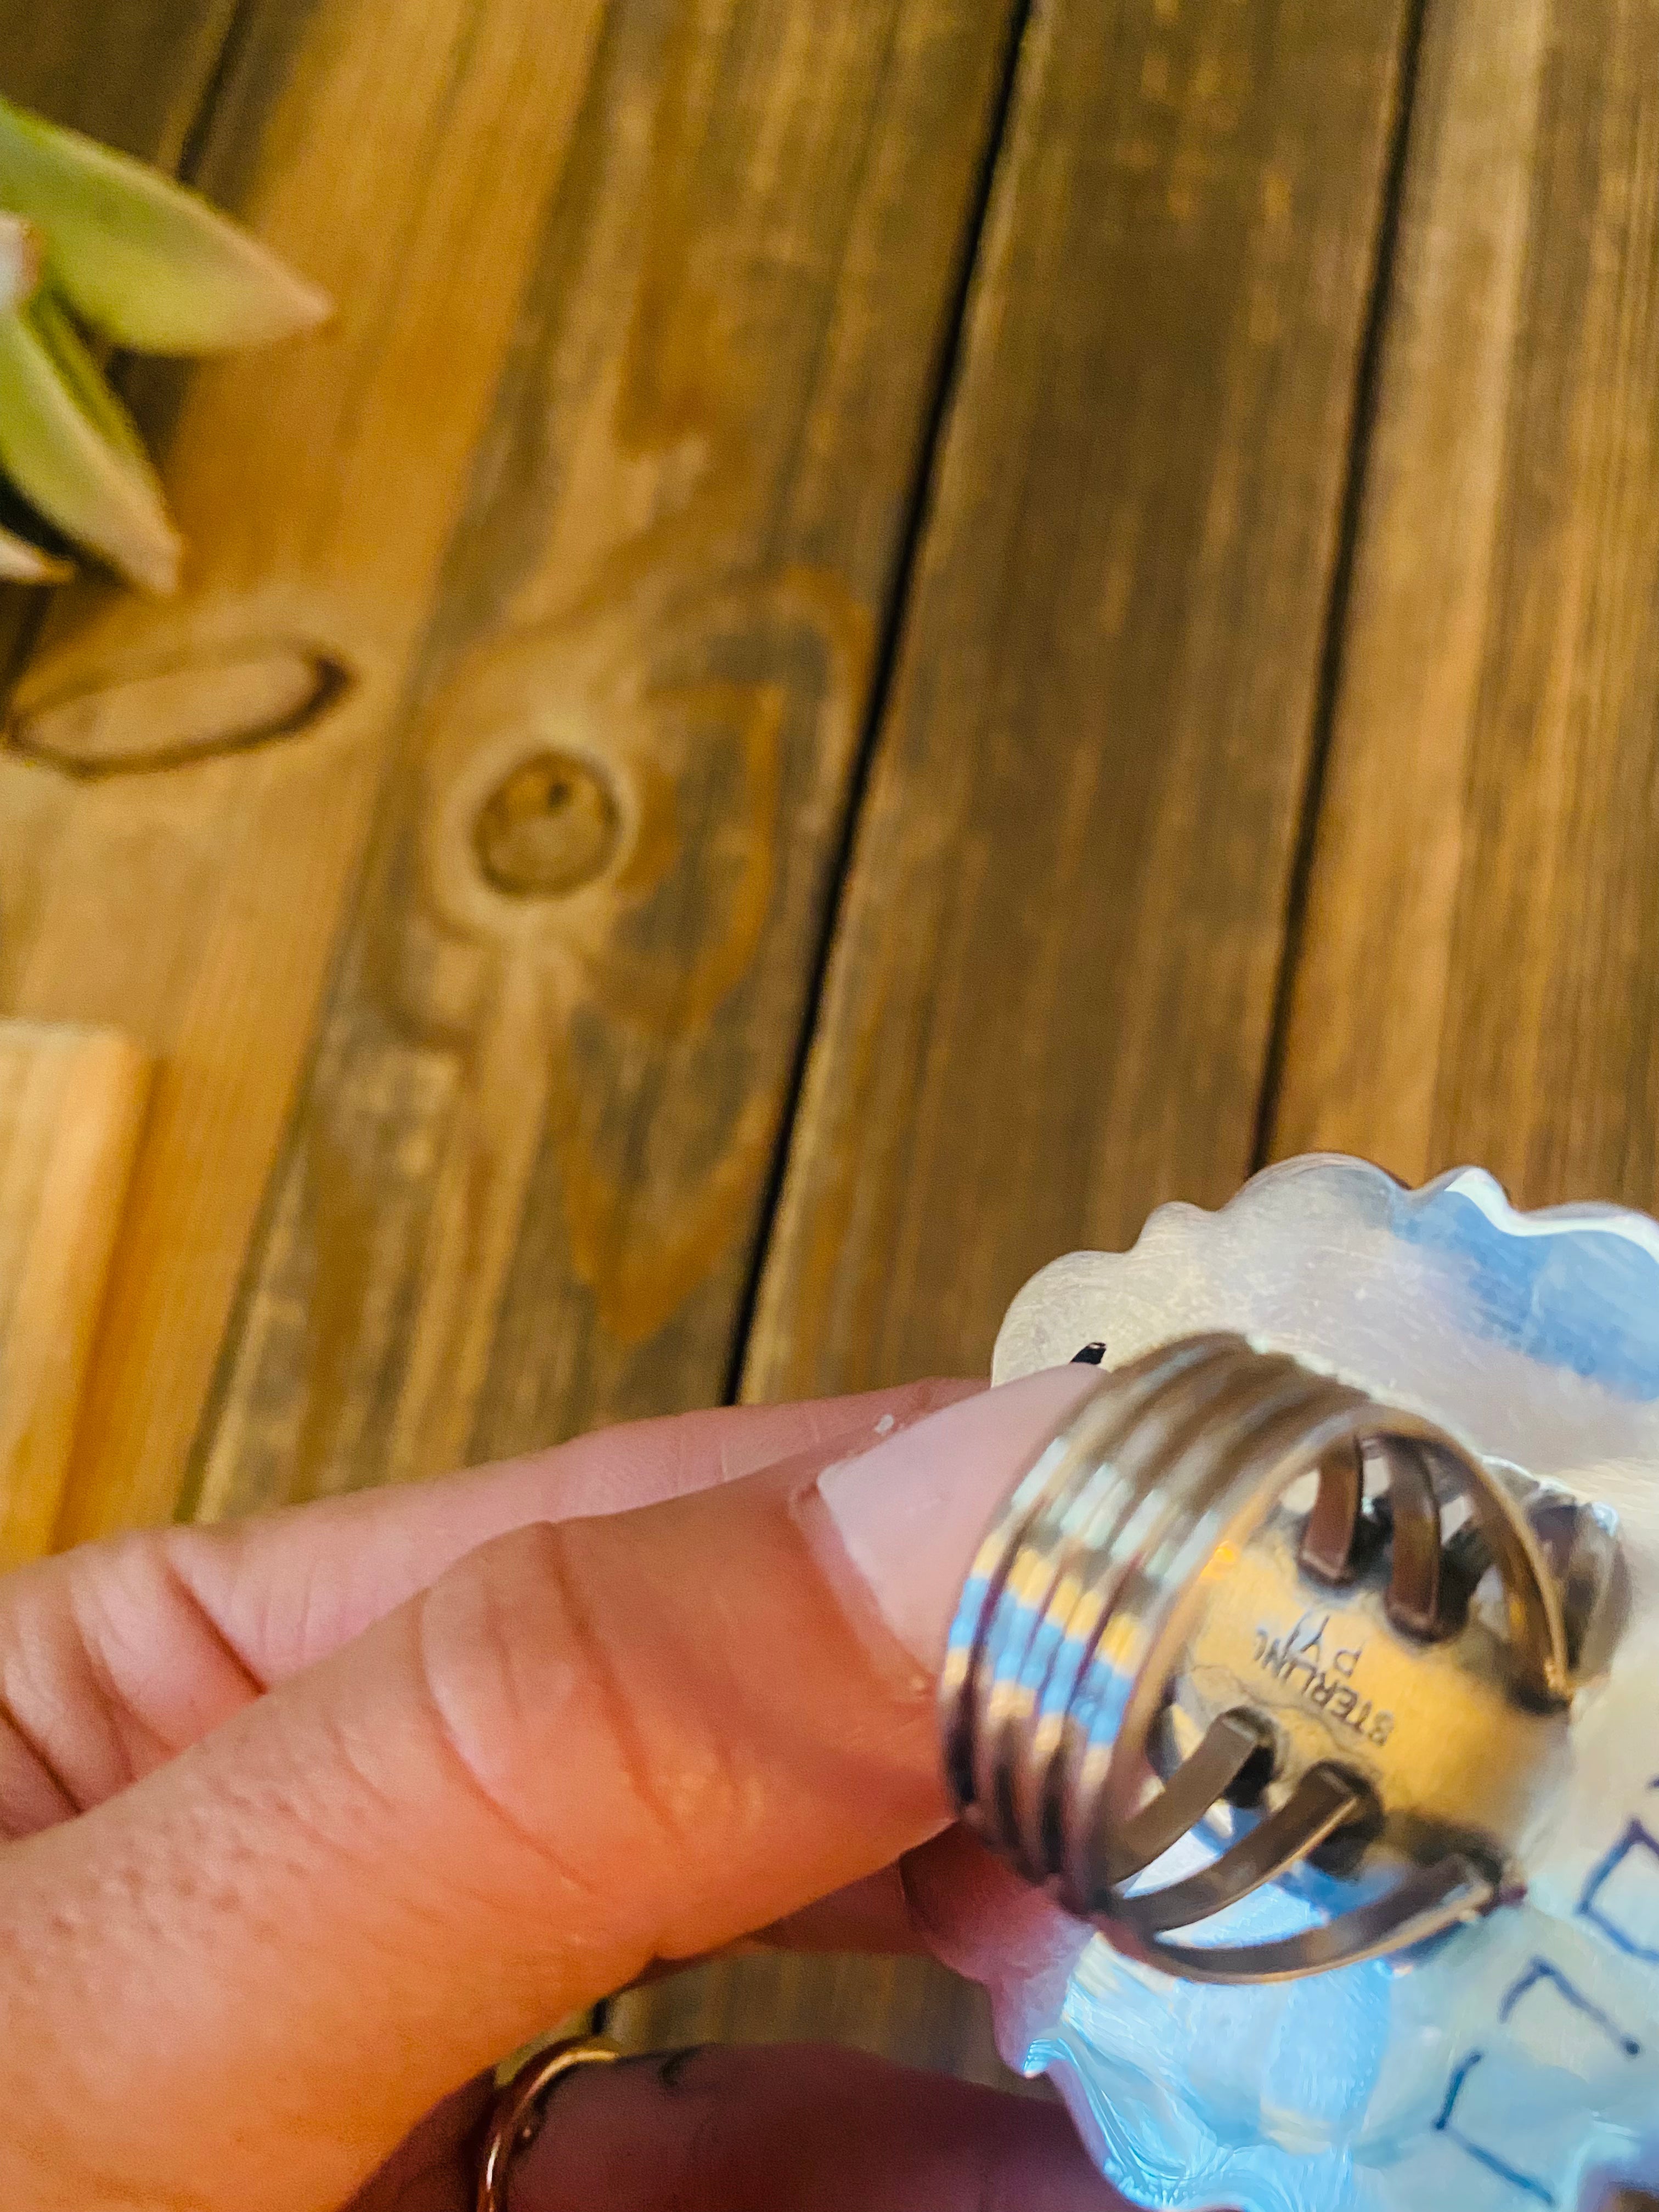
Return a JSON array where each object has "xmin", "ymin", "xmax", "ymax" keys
[{"xmin": 0, "ymin": 1366, "xmax": 1118, "ymax": 2211}]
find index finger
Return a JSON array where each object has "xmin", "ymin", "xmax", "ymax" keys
[
  {"xmin": 174, "ymin": 1379, "xmax": 980, "ymax": 1677},
  {"xmin": 0, "ymin": 1381, "xmax": 975, "ymax": 1830},
  {"xmin": 0, "ymin": 1370, "xmax": 1099, "ymax": 2212}
]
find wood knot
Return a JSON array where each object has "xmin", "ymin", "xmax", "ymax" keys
[
  {"xmin": 472, "ymin": 749, "xmax": 622, "ymax": 896},
  {"xmin": 7, "ymin": 644, "xmax": 351, "ymax": 777}
]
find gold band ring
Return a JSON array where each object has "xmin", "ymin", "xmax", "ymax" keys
[{"xmin": 475, "ymin": 2034, "xmax": 621, "ymax": 2212}]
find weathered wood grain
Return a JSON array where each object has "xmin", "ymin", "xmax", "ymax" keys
[
  {"xmin": 0, "ymin": 1023, "xmax": 149, "ymax": 1567},
  {"xmin": 185, "ymin": 0, "xmax": 1024, "ymax": 1518},
  {"xmin": 743, "ymin": 0, "xmax": 1418, "ymax": 1403},
  {"xmin": 1269, "ymin": 0, "xmax": 1659, "ymax": 1211},
  {"xmin": 3, "ymin": 0, "xmax": 624, "ymax": 1542}
]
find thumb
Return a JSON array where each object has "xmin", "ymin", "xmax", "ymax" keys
[{"xmin": 0, "ymin": 1367, "xmax": 1096, "ymax": 2212}]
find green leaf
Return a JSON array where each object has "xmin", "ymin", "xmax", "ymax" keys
[
  {"xmin": 0, "ymin": 212, "xmax": 39, "ymax": 313},
  {"xmin": 0, "ymin": 520, "xmax": 71, "ymax": 584},
  {"xmin": 0, "ymin": 97, "xmax": 330, "ymax": 354},
  {"xmin": 28, "ymin": 289, "xmax": 149, "ymax": 463},
  {"xmin": 0, "ymin": 301, "xmax": 180, "ymax": 592}
]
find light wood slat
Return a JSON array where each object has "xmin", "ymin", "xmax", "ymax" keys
[
  {"xmin": 2, "ymin": 0, "xmax": 623, "ymax": 1542},
  {"xmin": 1270, "ymin": 0, "xmax": 1659, "ymax": 1207},
  {"xmin": 181, "ymin": 0, "xmax": 1024, "ymax": 1516},
  {"xmin": 0, "ymin": 1023, "xmax": 149, "ymax": 1567},
  {"xmin": 743, "ymin": 0, "xmax": 1417, "ymax": 1406}
]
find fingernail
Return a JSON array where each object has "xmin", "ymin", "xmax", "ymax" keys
[{"xmin": 811, "ymin": 1366, "xmax": 1103, "ymax": 1672}]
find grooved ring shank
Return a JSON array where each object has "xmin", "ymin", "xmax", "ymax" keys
[{"xmin": 939, "ymin": 1335, "xmax": 1561, "ymax": 1984}]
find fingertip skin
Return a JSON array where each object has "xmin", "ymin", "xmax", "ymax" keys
[{"xmin": 810, "ymin": 1365, "xmax": 1104, "ymax": 1671}]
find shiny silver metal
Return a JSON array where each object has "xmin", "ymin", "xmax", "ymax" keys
[
  {"xmin": 970, "ymin": 1158, "xmax": 1659, "ymax": 2212},
  {"xmin": 941, "ymin": 1333, "xmax": 1613, "ymax": 1985}
]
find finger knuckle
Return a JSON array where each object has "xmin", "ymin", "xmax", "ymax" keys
[{"xmin": 413, "ymin": 1521, "xmax": 723, "ymax": 1903}]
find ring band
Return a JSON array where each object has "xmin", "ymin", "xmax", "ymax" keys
[{"xmin": 476, "ymin": 2034, "xmax": 621, "ymax": 2211}]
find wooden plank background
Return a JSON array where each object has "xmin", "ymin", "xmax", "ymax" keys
[
  {"xmin": 5, "ymin": 0, "xmax": 1658, "ymax": 2092},
  {"xmin": 745, "ymin": 0, "xmax": 1417, "ymax": 1401},
  {"xmin": 1271, "ymin": 0, "xmax": 1659, "ymax": 1211},
  {"xmin": 185, "ymin": 0, "xmax": 1029, "ymax": 1515}
]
